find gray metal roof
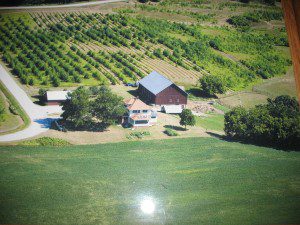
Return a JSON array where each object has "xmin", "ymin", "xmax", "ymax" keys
[
  {"xmin": 46, "ymin": 91, "xmax": 71, "ymax": 101},
  {"xmin": 138, "ymin": 71, "xmax": 173, "ymax": 95}
]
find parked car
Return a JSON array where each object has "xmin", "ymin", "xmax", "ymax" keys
[{"xmin": 125, "ymin": 82, "xmax": 138, "ymax": 87}]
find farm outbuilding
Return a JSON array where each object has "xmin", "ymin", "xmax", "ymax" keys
[
  {"xmin": 138, "ymin": 71, "xmax": 188, "ymax": 106},
  {"xmin": 46, "ymin": 91, "xmax": 70, "ymax": 105}
]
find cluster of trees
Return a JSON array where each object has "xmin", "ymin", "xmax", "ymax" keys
[
  {"xmin": 1, "ymin": 8, "xmax": 288, "ymax": 92},
  {"xmin": 0, "ymin": 13, "xmax": 151, "ymax": 87},
  {"xmin": 224, "ymin": 95, "xmax": 300, "ymax": 150},
  {"xmin": 199, "ymin": 75, "xmax": 227, "ymax": 97},
  {"xmin": 227, "ymin": 10, "xmax": 282, "ymax": 29},
  {"xmin": 61, "ymin": 86, "xmax": 126, "ymax": 128},
  {"xmin": 133, "ymin": 16, "xmax": 287, "ymax": 93}
]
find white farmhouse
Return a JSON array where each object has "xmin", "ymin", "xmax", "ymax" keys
[{"xmin": 124, "ymin": 98, "xmax": 157, "ymax": 127}]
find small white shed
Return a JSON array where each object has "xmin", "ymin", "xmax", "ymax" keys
[{"xmin": 162, "ymin": 105, "xmax": 184, "ymax": 114}]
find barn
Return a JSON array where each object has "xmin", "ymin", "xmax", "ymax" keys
[{"xmin": 138, "ymin": 71, "xmax": 188, "ymax": 107}]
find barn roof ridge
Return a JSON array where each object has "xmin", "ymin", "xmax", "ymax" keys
[{"xmin": 138, "ymin": 71, "xmax": 173, "ymax": 95}]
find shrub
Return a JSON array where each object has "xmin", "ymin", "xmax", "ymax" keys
[
  {"xmin": 127, "ymin": 131, "xmax": 151, "ymax": 139},
  {"xmin": 164, "ymin": 128, "xmax": 179, "ymax": 136},
  {"xmin": 20, "ymin": 137, "xmax": 70, "ymax": 146},
  {"xmin": 38, "ymin": 88, "xmax": 47, "ymax": 98}
]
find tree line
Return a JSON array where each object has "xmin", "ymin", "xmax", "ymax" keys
[{"xmin": 224, "ymin": 95, "xmax": 300, "ymax": 150}]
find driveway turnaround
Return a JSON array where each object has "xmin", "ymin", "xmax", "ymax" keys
[
  {"xmin": 0, "ymin": 0, "xmax": 126, "ymax": 10},
  {"xmin": 0, "ymin": 64, "xmax": 63, "ymax": 142}
]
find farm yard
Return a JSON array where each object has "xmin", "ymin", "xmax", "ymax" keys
[
  {"xmin": 0, "ymin": 137, "xmax": 299, "ymax": 224},
  {"xmin": 0, "ymin": 1, "xmax": 299, "ymax": 225}
]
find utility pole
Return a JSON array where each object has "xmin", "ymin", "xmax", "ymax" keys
[{"xmin": 281, "ymin": 0, "xmax": 300, "ymax": 105}]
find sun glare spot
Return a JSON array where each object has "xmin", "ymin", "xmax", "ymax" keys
[{"xmin": 140, "ymin": 197, "xmax": 155, "ymax": 214}]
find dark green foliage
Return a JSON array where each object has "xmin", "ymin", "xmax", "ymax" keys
[
  {"xmin": 224, "ymin": 95, "xmax": 300, "ymax": 149},
  {"xmin": 263, "ymin": 0, "xmax": 276, "ymax": 5},
  {"xmin": 38, "ymin": 88, "xmax": 47, "ymax": 101},
  {"xmin": 91, "ymin": 86, "xmax": 126, "ymax": 126},
  {"xmin": 153, "ymin": 48, "xmax": 164, "ymax": 59},
  {"xmin": 179, "ymin": 109, "xmax": 196, "ymax": 130},
  {"xmin": 61, "ymin": 86, "xmax": 126, "ymax": 128},
  {"xmin": 228, "ymin": 10, "xmax": 283, "ymax": 28},
  {"xmin": 199, "ymin": 75, "xmax": 227, "ymax": 97},
  {"xmin": 239, "ymin": 0, "xmax": 250, "ymax": 3},
  {"xmin": 61, "ymin": 87, "xmax": 92, "ymax": 128},
  {"xmin": 0, "ymin": 105, "xmax": 4, "ymax": 122},
  {"xmin": 88, "ymin": 86, "xmax": 100, "ymax": 96},
  {"xmin": 227, "ymin": 15, "xmax": 250, "ymax": 28}
]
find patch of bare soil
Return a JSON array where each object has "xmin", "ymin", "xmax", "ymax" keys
[{"xmin": 187, "ymin": 100, "xmax": 223, "ymax": 116}]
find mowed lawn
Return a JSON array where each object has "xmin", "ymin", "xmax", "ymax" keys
[{"xmin": 0, "ymin": 138, "xmax": 299, "ymax": 225}]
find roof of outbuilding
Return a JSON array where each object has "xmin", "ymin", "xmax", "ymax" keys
[
  {"xmin": 46, "ymin": 91, "xmax": 70, "ymax": 101},
  {"xmin": 138, "ymin": 71, "xmax": 173, "ymax": 95}
]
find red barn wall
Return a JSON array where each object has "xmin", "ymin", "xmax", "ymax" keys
[{"xmin": 155, "ymin": 84, "xmax": 187, "ymax": 105}]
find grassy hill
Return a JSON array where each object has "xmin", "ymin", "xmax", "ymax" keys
[{"xmin": 0, "ymin": 137, "xmax": 299, "ymax": 224}]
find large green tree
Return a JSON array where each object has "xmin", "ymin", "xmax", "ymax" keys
[
  {"xmin": 199, "ymin": 75, "xmax": 226, "ymax": 97},
  {"xmin": 91, "ymin": 86, "xmax": 126, "ymax": 126},
  {"xmin": 61, "ymin": 87, "xmax": 92, "ymax": 128},
  {"xmin": 180, "ymin": 109, "xmax": 196, "ymax": 130},
  {"xmin": 61, "ymin": 86, "xmax": 126, "ymax": 128}
]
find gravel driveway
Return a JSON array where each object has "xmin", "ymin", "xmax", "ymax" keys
[{"xmin": 0, "ymin": 64, "xmax": 63, "ymax": 142}]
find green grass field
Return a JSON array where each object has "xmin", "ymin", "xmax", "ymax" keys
[
  {"xmin": 0, "ymin": 81, "xmax": 30, "ymax": 134},
  {"xmin": 195, "ymin": 114, "xmax": 225, "ymax": 131},
  {"xmin": 0, "ymin": 137, "xmax": 299, "ymax": 225},
  {"xmin": 0, "ymin": 91, "xmax": 21, "ymax": 132}
]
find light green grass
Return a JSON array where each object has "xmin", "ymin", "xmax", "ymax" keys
[
  {"xmin": 219, "ymin": 92, "xmax": 269, "ymax": 108},
  {"xmin": 0, "ymin": 81, "xmax": 30, "ymax": 134},
  {"xmin": 195, "ymin": 114, "xmax": 225, "ymax": 131},
  {"xmin": 0, "ymin": 137, "xmax": 299, "ymax": 225},
  {"xmin": 252, "ymin": 67, "xmax": 297, "ymax": 98},
  {"xmin": 0, "ymin": 91, "xmax": 22, "ymax": 131},
  {"xmin": 167, "ymin": 32, "xmax": 195, "ymax": 42}
]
